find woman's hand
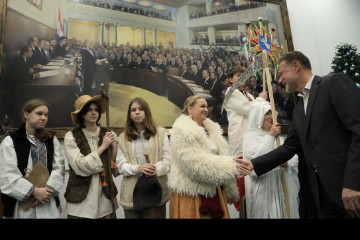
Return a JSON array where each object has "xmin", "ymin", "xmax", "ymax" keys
[
  {"xmin": 269, "ymin": 123, "xmax": 281, "ymax": 137},
  {"xmin": 32, "ymin": 187, "xmax": 53, "ymax": 204},
  {"xmin": 235, "ymin": 158, "xmax": 254, "ymax": 177},
  {"xmin": 97, "ymin": 132, "xmax": 117, "ymax": 155},
  {"xmin": 102, "ymin": 132, "xmax": 117, "ymax": 148},
  {"xmin": 108, "ymin": 132, "xmax": 118, "ymax": 148},
  {"xmin": 258, "ymin": 91, "xmax": 268, "ymax": 100},
  {"xmin": 139, "ymin": 163, "xmax": 156, "ymax": 176}
]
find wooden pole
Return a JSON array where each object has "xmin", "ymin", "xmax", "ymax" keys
[
  {"xmin": 262, "ymin": 50, "xmax": 291, "ymax": 218},
  {"xmin": 100, "ymin": 84, "xmax": 117, "ymax": 218}
]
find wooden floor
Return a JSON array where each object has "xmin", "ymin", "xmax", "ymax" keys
[{"xmin": 99, "ymin": 83, "xmax": 181, "ymax": 128}]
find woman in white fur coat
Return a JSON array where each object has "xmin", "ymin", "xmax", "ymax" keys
[{"xmin": 169, "ymin": 95, "xmax": 241, "ymax": 219}]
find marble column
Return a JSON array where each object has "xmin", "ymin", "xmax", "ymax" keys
[
  {"xmin": 153, "ymin": 28, "xmax": 157, "ymax": 49},
  {"xmin": 143, "ymin": 27, "xmax": 146, "ymax": 46},
  {"xmin": 207, "ymin": 26, "xmax": 215, "ymax": 45},
  {"xmin": 205, "ymin": 0, "xmax": 212, "ymax": 14},
  {"xmin": 115, "ymin": 23, "xmax": 118, "ymax": 46},
  {"xmin": 101, "ymin": 22, "xmax": 105, "ymax": 44},
  {"xmin": 238, "ymin": 23, "xmax": 247, "ymax": 55}
]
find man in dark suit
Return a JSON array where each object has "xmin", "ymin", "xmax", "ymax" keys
[
  {"xmin": 49, "ymin": 38, "xmax": 57, "ymax": 59},
  {"xmin": 238, "ymin": 51, "xmax": 360, "ymax": 218},
  {"xmin": 80, "ymin": 39, "xmax": 102, "ymax": 95},
  {"xmin": 3, "ymin": 46, "xmax": 35, "ymax": 120},
  {"xmin": 9, "ymin": 46, "xmax": 35, "ymax": 84},
  {"xmin": 202, "ymin": 69, "xmax": 214, "ymax": 91},
  {"xmin": 54, "ymin": 36, "xmax": 67, "ymax": 59},
  {"xmin": 179, "ymin": 63, "xmax": 192, "ymax": 80}
]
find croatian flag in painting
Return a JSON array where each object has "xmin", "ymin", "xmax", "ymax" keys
[{"xmin": 56, "ymin": 8, "xmax": 64, "ymax": 40}]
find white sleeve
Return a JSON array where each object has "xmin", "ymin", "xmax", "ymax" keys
[
  {"xmin": 63, "ymin": 131, "xmax": 104, "ymax": 176},
  {"xmin": 154, "ymin": 134, "xmax": 171, "ymax": 176},
  {"xmin": 116, "ymin": 143, "xmax": 140, "ymax": 177},
  {"xmin": 227, "ymin": 90, "xmax": 252, "ymax": 116},
  {"xmin": 46, "ymin": 136, "xmax": 65, "ymax": 194},
  {"xmin": 0, "ymin": 136, "xmax": 33, "ymax": 201},
  {"xmin": 226, "ymin": 90, "xmax": 266, "ymax": 116},
  {"xmin": 243, "ymin": 131, "xmax": 275, "ymax": 160}
]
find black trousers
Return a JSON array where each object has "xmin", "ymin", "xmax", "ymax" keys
[{"xmin": 316, "ymin": 174, "xmax": 347, "ymax": 219}]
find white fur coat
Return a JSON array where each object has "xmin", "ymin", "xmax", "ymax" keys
[{"xmin": 168, "ymin": 114, "xmax": 239, "ymax": 202}]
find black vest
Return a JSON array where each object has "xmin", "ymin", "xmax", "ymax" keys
[
  {"xmin": 64, "ymin": 127, "xmax": 117, "ymax": 203},
  {"xmin": 1, "ymin": 123, "xmax": 59, "ymax": 217}
]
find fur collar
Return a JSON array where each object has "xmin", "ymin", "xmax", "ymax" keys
[{"xmin": 173, "ymin": 114, "xmax": 227, "ymax": 155}]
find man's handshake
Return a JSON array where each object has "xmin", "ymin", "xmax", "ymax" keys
[{"xmin": 236, "ymin": 158, "xmax": 254, "ymax": 177}]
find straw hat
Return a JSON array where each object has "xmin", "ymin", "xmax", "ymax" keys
[{"xmin": 71, "ymin": 95, "xmax": 106, "ymax": 124}]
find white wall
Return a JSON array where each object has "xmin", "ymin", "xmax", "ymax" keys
[
  {"xmin": 286, "ymin": 0, "xmax": 360, "ymax": 76},
  {"xmin": 7, "ymin": 0, "xmax": 68, "ymax": 29}
]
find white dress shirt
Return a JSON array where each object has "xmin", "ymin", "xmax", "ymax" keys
[{"xmin": 298, "ymin": 75, "xmax": 315, "ymax": 115}]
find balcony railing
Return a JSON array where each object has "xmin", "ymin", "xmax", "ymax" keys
[
  {"xmin": 68, "ymin": 2, "xmax": 177, "ymax": 29},
  {"xmin": 187, "ymin": 7, "xmax": 276, "ymax": 28}
]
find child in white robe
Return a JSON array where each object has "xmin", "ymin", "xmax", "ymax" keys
[{"xmin": 243, "ymin": 101, "xmax": 300, "ymax": 218}]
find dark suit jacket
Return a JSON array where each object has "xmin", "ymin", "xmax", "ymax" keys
[
  {"xmin": 49, "ymin": 47, "xmax": 55, "ymax": 59},
  {"xmin": 180, "ymin": 70, "xmax": 192, "ymax": 80},
  {"xmin": 252, "ymin": 73, "xmax": 360, "ymax": 210},
  {"xmin": 54, "ymin": 44, "xmax": 66, "ymax": 58},
  {"xmin": 80, "ymin": 48, "xmax": 96, "ymax": 79},
  {"xmin": 210, "ymin": 79, "xmax": 225, "ymax": 102},
  {"xmin": 192, "ymin": 71, "xmax": 204, "ymax": 86},
  {"xmin": 9, "ymin": 55, "xmax": 33, "ymax": 85},
  {"xmin": 80, "ymin": 48, "xmax": 96, "ymax": 95},
  {"xmin": 202, "ymin": 78, "xmax": 214, "ymax": 91},
  {"xmin": 32, "ymin": 47, "xmax": 46, "ymax": 65}
]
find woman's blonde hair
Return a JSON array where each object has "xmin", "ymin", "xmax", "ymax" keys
[{"xmin": 181, "ymin": 95, "xmax": 205, "ymax": 115}]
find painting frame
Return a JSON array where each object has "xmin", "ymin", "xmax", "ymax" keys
[
  {"xmin": 27, "ymin": 0, "xmax": 42, "ymax": 11},
  {"xmin": 0, "ymin": 0, "xmax": 295, "ymax": 138},
  {"xmin": 249, "ymin": 0, "xmax": 294, "ymax": 51}
]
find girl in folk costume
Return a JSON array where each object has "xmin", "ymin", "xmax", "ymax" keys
[
  {"xmin": 63, "ymin": 95, "xmax": 119, "ymax": 219},
  {"xmin": 0, "ymin": 99, "xmax": 65, "ymax": 218},
  {"xmin": 222, "ymin": 67, "xmax": 267, "ymax": 216},
  {"xmin": 117, "ymin": 97, "xmax": 170, "ymax": 218},
  {"xmin": 169, "ymin": 95, "xmax": 241, "ymax": 219},
  {"xmin": 243, "ymin": 101, "xmax": 299, "ymax": 218}
]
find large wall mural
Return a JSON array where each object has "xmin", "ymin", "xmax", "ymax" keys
[{"xmin": 0, "ymin": 0, "xmax": 294, "ymax": 136}]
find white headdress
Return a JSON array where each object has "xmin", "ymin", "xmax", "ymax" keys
[{"xmin": 246, "ymin": 101, "xmax": 271, "ymax": 131}]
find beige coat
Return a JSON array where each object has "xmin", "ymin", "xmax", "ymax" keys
[{"xmin": 117, "ymin": 127, "xmax": 170, "ymax": 209}]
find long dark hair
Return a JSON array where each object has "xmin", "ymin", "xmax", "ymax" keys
[
  {"xmin": 124, "ymin": 97, "xmax": 157, "ymax": 141},
  {"xmin": 22, "ymin": 99, "xmax": 54, "ymax": 142},
  {"xmin": 76, "ymin": 101, "xmax": 102, "ymax": 128}
]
